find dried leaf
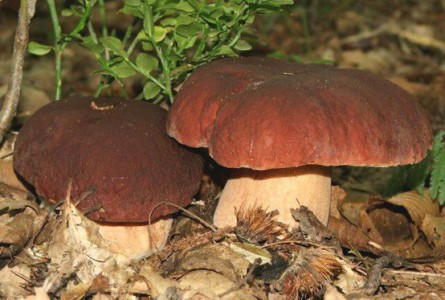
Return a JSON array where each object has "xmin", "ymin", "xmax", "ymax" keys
[
  {"xmin": 0, "ymin": 194, "xmax": 38, "ymax": 213},
  {"xmin": 291, "ymin": 207, "xmax": 340, "ymax": 249},
  {"xmin": 0, "ymin": 159, "xmax": 27, "ymax": 193},
  {"xmin": 229, "ymin": 242, "xmax": 272, "ymax": 265},
  {"xmin": 357, "ymin": 191, "xmax": 445, "ymax": 260},
  {"xmin": 25, "ymin": 287, "xmax": 51, "ymax": 300},
  {"xmin": 357, "ymin": 201, "xmax": 384, "ymax": 244},
  {"xmin": 0, "ymin": 263, "xmax": 33, "ymax": 299},
  {"xmin": 126, "ymin": 265, "xmax": 178, "ymax": 298},
  {"xmin": 60, "ymin": 283, "xmax": 91, "ymax": 300},
  {"xmin": 359, "ymin": 195, "xmax": 413, "ymax": 246},
  {"xmin": 179, "ymin": 270, "xmax": 257, "ymax": 300},
  {"xmin": 174, "ymin": 243, "xmax": 249, "ymax": 282},
  {"xmin": 330, "ymin": 186, "xmax": 347, "ymax": 220},
  {"xmin": 328, "ymin": 217, "xmax": 383, "ymax": 255},
  {"xmin": 0, "ymin": 132, "xmax": 16, "ymax": 158},
  {"xmin": 386, "ymin": 190, "xmax": 440, "ymax": 225},
  {"xmin": 421, "ymin": 215, "xmax": 445, "ymax": 259},
  {"xmin": 0, "ymin": 206, "xmax": 46, "ymax": 258},
  {"xmin": 91, "ymin": 293, "xmax": 112, "ymax": 300}
]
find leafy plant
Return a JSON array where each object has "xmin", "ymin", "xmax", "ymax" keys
[
  {"xmin": 29, "ymin": 0, "xmax": 293, "ymax": 102},
  {"xmin": 383, "ymin": 130, "xmax": 445, "ymax": 205},
  {"xmin": 430, "ymin": 131, "xmax": 445, "ymax": 204}
]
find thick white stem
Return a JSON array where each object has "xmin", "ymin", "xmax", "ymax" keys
[
  {"xmin": 213, "ymin": 166, "xmax": 331, "ymax": 228},
  {"xmin": 98, "ymin": 217, "xmax": 172, "ymax": 258}
]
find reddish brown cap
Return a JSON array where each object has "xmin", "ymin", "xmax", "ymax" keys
[
  {"xmin": 14, "ymin": 97, "xmax": 203, "ymax": 223},
  {"xmin": 166, "ymin": 57, "xmax": 432, "ymax": 170}
]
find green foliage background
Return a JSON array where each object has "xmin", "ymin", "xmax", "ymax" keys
[{"xmin": 29, "ymin": 0, "xmax": 293, "ymax": 102}]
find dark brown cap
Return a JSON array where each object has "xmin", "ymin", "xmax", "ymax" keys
[
  {"xmin": 14, "ymin": 97, "xmax": 203, "ymax": 223},
  {"xmin": 167, "ymin": 57, "xmax": 432, "ymax": 170}
]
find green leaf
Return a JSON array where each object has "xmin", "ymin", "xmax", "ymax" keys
[
  {"xmin": 136, "ymin": 53, "xmax": 159, "ymax": 73},
  {"xmin": 430, "ymin": 131, "xmax": 445, "ymax": 204},
  {"xmin": 99, "ymin": 36, "xmax": 127, "ymax": 57},
  {"xmin": 143, "ymin": 82, "xmax": 161, "ymax": 100},
  {"xmin": 153, "ymin": 26, "xmax": 168, "ymax": 42},
  {"xmin": 174, "ymin": 33, "xmax": 197, "ymax": 50},
  {"xmin": 120, "ymin": 3, "xmax": 143, "ymax": 18},
  {"xmin": 82, "ymin": 42, "xmax": 104, "ymax": 56},
  {"xmin": 160, "ymin": 18, "xmax": 177, "ymax": 27},
  {"xmin": 175, "ymin": 15, "xmax": 195, "ymax": 26},
  {"xmin": 61, "ymin": 8, "xmax": 74, "ymax": 17},
  {"xmin": 81, "ymin": 36, "xmax": 105, "ymax": 56},
  {"xmin": 67, "ymin": 5, "xmax": 84, "ymax": 17},
  {"xmin": 176, "ymin": 23, "xmax": 202, "ymax": 38},
  {"xmin": 174, "ymin": 2, "xmax": 195, "ymax": 12},
  {"xmin": 124, "ymin": 0, "xmax": 142, "ymax": 6},
  {"xmin": 215, "ymin": 45, "xmax": 237, "ymax": 57},
  {"xmin": 269, "ymin": 0, "xmax": 294, "ymax": 5},
  {"xmin": 234, "ymin": 40, "xmax": 252, "ymax": 51},
  {"xmin": 141, "ymin": 41, "xmax": 154, "ymax": 51},
  {"xmin": 28, "ymin": 42, "xmax": 53, "ymax": 55},
  {"xmin": 110, "ymin": 60, "xmax": 136, "ymax": 78}
]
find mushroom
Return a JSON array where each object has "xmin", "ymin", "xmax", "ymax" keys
[
  {"xmin": 166, "ymin": 57, "xmax": 432, "ymax": 228},
  {"xmin": 14, "ymin": 97, "xmax": 203, "ymax": 257}
]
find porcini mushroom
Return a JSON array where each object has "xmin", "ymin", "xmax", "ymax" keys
[
  {"xmin": 166, "ymin": 57, "xmax": 432, "ymax": 228},
  {"xmin": 14, "ymin": 97, "xmax": 203, "ymax": 257}
]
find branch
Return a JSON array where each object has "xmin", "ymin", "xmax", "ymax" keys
[{"xmin": 0, "ymin": 0, "xmax": 38, "ymax": 141}]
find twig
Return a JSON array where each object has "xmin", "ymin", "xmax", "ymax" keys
[
  {"xmin": 147, "ymin": 201, "xmax": 218, "ymax": 254},
  {"xmin": 356, "ymin": 255, "xmax": 407, "ymax": 296},
  {"xmin": 148, "ymin": 201, "xmax": 217, "ymax": 233},
  {"xmin": 0, "ymin": 0, "xmax": 37, "ymax": 142},
  {"xmin": 387, "ymin": 269, "xmax": 445, "ymax": 278}
]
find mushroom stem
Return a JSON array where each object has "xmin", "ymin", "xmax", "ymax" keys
[
  {"xmin": 97, "ymin": 218, "xmax": 172, "ymax": 258},
  {"xmin": 213, "ymin": 165, "xmax": 331, "ymax": 228}
]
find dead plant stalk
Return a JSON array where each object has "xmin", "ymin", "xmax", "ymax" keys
[{"xmin": 0, "ymin": 0, "xmax": 37, "ymax": 141}]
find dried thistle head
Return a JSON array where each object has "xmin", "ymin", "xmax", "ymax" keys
[
  {"xmin": 275, "ymin": 248, "xmax": 343, "ymax": 299},
  {"xmin": 235, "ymin": 205, "xmax": 288, "ymax": 244}
]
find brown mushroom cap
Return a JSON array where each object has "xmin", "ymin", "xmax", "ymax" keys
[
  {"xmin": 167, "ymin": 57, "xmax": 432, "ymax": 169},
  {"xmin": 14, "ymin": 97, "xmax": 203, "ymax": 223}
]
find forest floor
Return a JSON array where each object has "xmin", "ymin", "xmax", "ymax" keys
[{"xmin": 0, "ymin": 1, "xmax": 445, "ymax": 299}]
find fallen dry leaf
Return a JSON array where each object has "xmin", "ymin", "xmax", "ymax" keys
[
  {"xmin": 328, "ymin": 216, "xmax": 383, "ymax": 255},
  {"xmin": 329, "ymin": 186, "xmax": 347, "ymax": 220},
  {"xmin": 0, "ymin": 191, "xmax": 46, "ymax": 259},
  {"xmin": 0, "ymin": 159, "xmax": 28, "ymax": 193},
  {"xmin": 91, "ymin": 293, "xmax": 112, "ymax": 300},
  {"xmin": 386, "ymin": 191, "xmax": 440, "ymax": 224},
  {"xmin": 0, "ymin": 263, "xmax": 34, "ymax": 299},
  {"xmin": 25, "ymin": 287, "xmax": 51, "ymax": 300},
  {"xmin": 124, "ymin": 265, "xmax": 178, "ymax": 298},
  {"xmin": 421, "ymin": 215, "xmax": 445, "ymax": 259},
  {"xmin": 357, "ymin": 191, "xmax": 445, "ymax": 260},
  {"xmin": 172, "ymin": 243, "xmax": 250, "ymax": 282},
  {"xmin": 60, "ymin": 283, "xmax": 91, "ymax": 300},
  {"xmin": 179, "ymin": 270, "xmax": 258, "ymax": 300}
]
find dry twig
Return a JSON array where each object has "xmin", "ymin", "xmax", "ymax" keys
[{"xmin": 0, "ymin": 0, "xmax": 37, "ymax": 141}]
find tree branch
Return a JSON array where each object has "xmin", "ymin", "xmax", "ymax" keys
[{"xmin": 0, "ymin": 0, "xmax": 38, "ymax": 141}]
